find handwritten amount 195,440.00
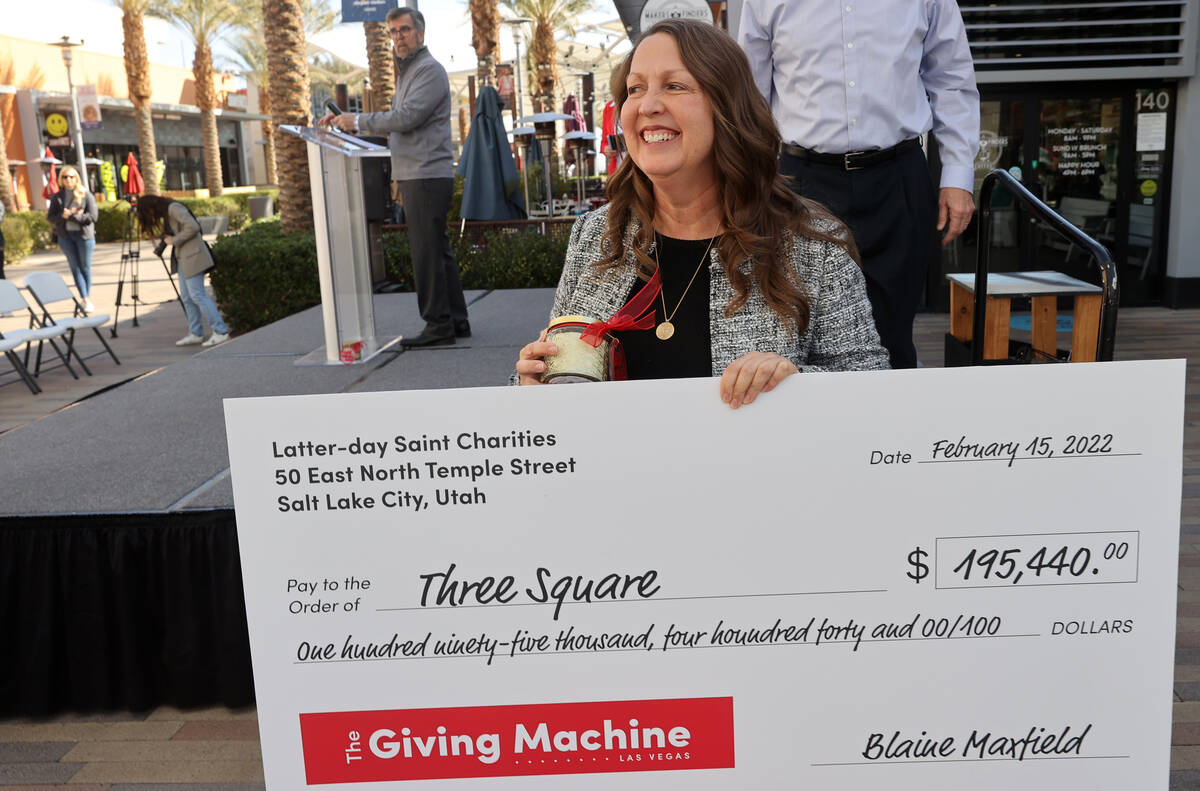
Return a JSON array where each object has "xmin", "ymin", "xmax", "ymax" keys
[{"xmin": 907, "ymin": 540, "xmax": 1133, "ymax": 586}]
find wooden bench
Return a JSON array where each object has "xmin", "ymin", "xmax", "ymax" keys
[{"xmin": 946, "ymin": 271, "xmax": 1104, "ymax": 363}]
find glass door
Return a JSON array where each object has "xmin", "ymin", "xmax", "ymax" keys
[
  {"xmin": 1032, "ymin": 95, "xmax": 1122, "ymax": 284},
  {"xmin": 929, "ymin": 83, "xmax": 1175, "ymax": 310}
]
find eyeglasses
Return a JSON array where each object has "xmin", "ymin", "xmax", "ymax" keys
[{"xmin": 388, "ymin": 25, "xmax": 414, "ymax": 37}]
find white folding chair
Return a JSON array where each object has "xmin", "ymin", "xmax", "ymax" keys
[
  {"xmin": 0, "ymin": 280, "xmax": 80, "ymax": 393},
  {"xmin": 23, "ymin": 271, "xmax": 121, "ymax": 375}
]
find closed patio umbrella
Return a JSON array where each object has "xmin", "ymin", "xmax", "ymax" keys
[
  {"xmin": 42, "ymin": 147, "xmax": 60, "ymax": 199},
  {"xmin": 123, "ymin": 152, "xmax": 145, "ymax": 197},
  {"xmin": 456, "ymin": 86, "xmax": 524, "ymax": 221}
]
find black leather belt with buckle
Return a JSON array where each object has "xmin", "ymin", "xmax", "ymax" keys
[{"xmin": 782, "ymin": 137, "xmax": 921, "ymax": 171}]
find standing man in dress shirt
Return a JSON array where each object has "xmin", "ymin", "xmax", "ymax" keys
[
  {"xmin": 318, "ymin": 7, "xmax": 469, "ymax": 347},
  {"xmin": 738, "ymin": 0, "xmax": 979, "ymax": 368}
]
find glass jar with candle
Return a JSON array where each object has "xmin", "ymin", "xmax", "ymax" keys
[{"xmin": 540, "ymin": 315, "xmax": 627, "ymax": 383}]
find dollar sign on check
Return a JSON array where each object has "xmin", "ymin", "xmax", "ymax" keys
[{"xmin": 907, "ymin": 547, "xmax": 930, "ymax": 583}]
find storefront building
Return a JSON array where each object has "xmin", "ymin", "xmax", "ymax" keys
[
  {"xmin": 947, "ymin": 0, "xmax": 1200, "ymax": 309},
  {"xmin": 716, "ymin": 0, "xmax": 1200, "ymax": 309},
  {"xmin": 1, "ymin": 34, "xmax": 267, "ymax": 211}
]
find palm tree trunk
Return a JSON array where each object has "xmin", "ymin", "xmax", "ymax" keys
[
  {"xmin": 469, "ymin": 0, "xmax": 499, "ymax": 87},
  {"xmin": 0, "ymin": 102, "xmax": 15, "ymax": 212},
  {"xmin": 363, "ymin": 22, "xmax": 393, "ymax": 112},
  {"xmin": 134, "ymin": 105, "xmax": 160, "ymax": 194},
  {"xmin": 263, "ymin": 0, "xmax": 314, "ymax": 232},
  {"xmin": 122, "ymin": 8, "xmax": 159, "ymax": 196},
  {"xmin": 258, "ymin": 85, "xmax": 278, "ymax": 186},
  {"xmin": 193, "ymin": 41, "xmax": 225, "ymax": 196},
  {"xmin": 531, "ymin": 19, "xmax": 557, "ymax": 113},
  {"xmin": 530, "ymin": 19, "xmax": 560, "ymax": 181}
]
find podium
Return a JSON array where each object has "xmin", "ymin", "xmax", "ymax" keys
[{"xmin": 280, "ymin": 125, "xmax": 399, "ymax": 365}]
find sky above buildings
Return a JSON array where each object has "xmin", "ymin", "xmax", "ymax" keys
[{"xmin": 9, "ymin": 0, "xmax": 624, "ymax": 82}]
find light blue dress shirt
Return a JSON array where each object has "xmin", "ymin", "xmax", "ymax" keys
[{"xmin": 738, "ymin": 0, "xmax": 980, "ymax": 193}]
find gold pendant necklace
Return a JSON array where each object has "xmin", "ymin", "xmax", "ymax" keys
[{"xmin": 654, "ymin": 233, "xmax": 716, "ymax": 342}]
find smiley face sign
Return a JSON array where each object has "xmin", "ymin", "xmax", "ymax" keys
[{"xmin": 46, "ymin": 113, "xmax": 69, "ymax": 138}]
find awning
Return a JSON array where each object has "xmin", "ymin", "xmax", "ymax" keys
[{"xmin": 32, "ymin": 91, "xmax": 272, "ymax": 122}]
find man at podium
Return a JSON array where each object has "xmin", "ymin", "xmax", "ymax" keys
[{"xmin": 319, "ymin": 7, "xmax": 469, "ymax": 347}]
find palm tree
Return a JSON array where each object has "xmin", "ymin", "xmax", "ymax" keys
[
  {"xmin": 114, "ymin": 0, "xmax": 160, "ymax": 196},
  {"xmin": 262, "ymin": 0, "xmax": 314, "ymax": 231},
  {"xmin": 228, "ymin": 1, "xmax": 333, "ymax": 188},
  {"xmin": 500, "ymin": 0, "xmax": 594, "ymax": 113},
  {"xmin": 363, "ymin": 21, "xmax": 393, "ymax": 112},
  {"xmin": 470, "ymin": 0, "xmax": 500, "ymax": 87},
  {"xmin": 151, "ymin": 0, "xmax": 245, "ymax": 196}
]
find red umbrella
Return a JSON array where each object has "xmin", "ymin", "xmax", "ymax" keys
[
  {"xmin": 123, "ymin": 152, "xmax": 145, "ymax": 197},
  {"xmin": 42, "ymin": 146, "xmax": 59, "ymax": 199}
]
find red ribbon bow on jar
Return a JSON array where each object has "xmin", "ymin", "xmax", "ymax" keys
[{"xmin": 579, "ymin": 269, "xmax": 662, "ymax": 347}]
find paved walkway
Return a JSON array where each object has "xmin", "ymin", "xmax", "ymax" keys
[
  {"xmin": 3, "ymin": 245, "xmax": 1200, "ymax": 787},
  {"xmin": 0, "ymin": 238, "xmax": 220, "ymax": 435}
]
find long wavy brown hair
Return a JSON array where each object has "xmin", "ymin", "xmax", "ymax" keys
[{"xmin": 601, "ymin": 19, "xmax": 858, "ymax": 335}]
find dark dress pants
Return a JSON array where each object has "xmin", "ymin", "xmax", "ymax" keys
[
  {"xmin": 398, "ymin": 178, "xmax": 468, "ymax": 335},
  {"xmin": 780, "ymin": 145, "xmax": 936, "ymax": 369}
]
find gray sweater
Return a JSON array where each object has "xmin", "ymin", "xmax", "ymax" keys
[
  {"xmin": 357, "ymin": 46, "xmax": 454, "ymax": 181},
  {"xmin": 47, "ymin": 190, "xmax": 99, "ymax": 241},
  {"xmin": 547, "ymin": 207, "xmax": 891, "ymax": 375}
]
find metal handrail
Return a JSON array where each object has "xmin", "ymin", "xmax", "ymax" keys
[{"xmin": 972, "ymin": 168, "xmax": 1119, "ymax": 364}]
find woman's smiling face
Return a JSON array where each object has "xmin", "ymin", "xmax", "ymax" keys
[{"xmin": 620, "ymin": 32, "xmax": 717, "ymax": 189}]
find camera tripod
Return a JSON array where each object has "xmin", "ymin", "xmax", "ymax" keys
[{"xmin": 111, "ymin": 203, "xmax": 182, "ymax": 337}]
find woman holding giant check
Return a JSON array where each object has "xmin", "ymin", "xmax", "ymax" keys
[{"xmin": 515, "ymin": 19, "xmax": 889, "ymax": 407}]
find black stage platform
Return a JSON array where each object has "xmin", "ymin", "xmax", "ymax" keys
[{"xmin": 0, "ymin": 289, "xmax": 554, "ymax": 716}]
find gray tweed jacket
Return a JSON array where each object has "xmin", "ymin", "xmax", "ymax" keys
[{"xmin": 546, "ymin": 206, "xmax": 890, "ymax": 375}]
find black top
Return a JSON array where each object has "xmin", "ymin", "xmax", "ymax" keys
[{"xmin": 612, "ymin": 234, "xmax": 716, "ymax": 380}]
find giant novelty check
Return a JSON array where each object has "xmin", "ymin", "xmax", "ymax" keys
[{"xmin": 224, "ymin": 360, "xmax": 1184, "ymax": 790}]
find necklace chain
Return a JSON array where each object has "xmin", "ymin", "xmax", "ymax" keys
[{"xmin": 654, "ymin": 233, "xmax": 716, "ymax": 341}]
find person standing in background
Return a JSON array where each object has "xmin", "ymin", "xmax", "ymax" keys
[
  {"xmin": 47, "ymin": 166, "xmax": 99, "ymax": 312},
  {"xmin": 738, "ymin": 0, "xmax": 980, "ymax": 368},
  {"xmin": 317, "ymin": 7, "xmax": 468, "ymax": 348}
]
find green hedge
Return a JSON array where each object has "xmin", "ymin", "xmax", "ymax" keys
[
  {"xmin": 1, "ymin": 215, "xmax": 34, "ymax": 264},
  {"xmin": 1, "ymin": 211, "xmax": 55, "ymax": 263},
  {"xmin": 96, "ymin": 201, "xmax": 137, "ymax": 242},
  {"xmin": 209, "ymin": 218, "xmax": 569, "ymax": 333},
  {"xmin": 209, "ymin": 218, "xmax": 321, "ymax": 333},
  {"xmin": 383, "ymin": 228, "xmax": 568, "ymax": 291},
  {"xmin": 92, "ymin": 191, "xmax": 280, "ymax": 243},
  {"xmin": 18, "ymin": 211, "xmax": 54, "ymax": 250},
  {"xmin": 1, "ymin": 211, "xmax": 54, "ymax": 264}
]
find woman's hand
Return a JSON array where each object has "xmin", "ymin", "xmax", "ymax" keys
[
  {"xmin": 163, "ymin": 235, "xmax": 174, "ymax": 245},
  {"xmin": 515, "ymin": 329, "xmax": 558, "ymax": 386},
  {"xmin": 719, "ymin": 352, "xmax": 798, "ymax": 409}
]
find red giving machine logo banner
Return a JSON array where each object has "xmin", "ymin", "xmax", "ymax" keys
[{"xmin": 299, "ymin": 696, "xmax": 735, "ymax": 784}]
